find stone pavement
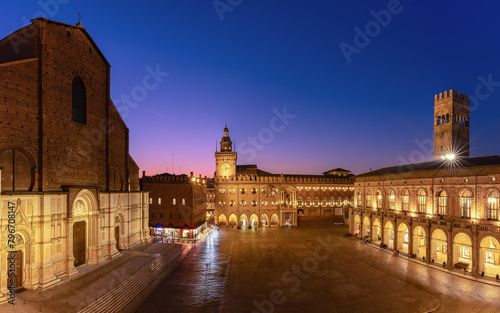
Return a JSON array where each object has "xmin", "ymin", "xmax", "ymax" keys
[{"xmin": 0, "ymin": 241, "xmax": 186, "ymax": 313}]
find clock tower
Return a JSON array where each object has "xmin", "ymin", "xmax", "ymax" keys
[{"xmin": 215, "ymin": 125, "xmax": 237, "ymax": 178}]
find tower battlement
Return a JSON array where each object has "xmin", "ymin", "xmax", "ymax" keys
[{"xmin": 434, "ymin": 89, "xmax": 469, "ymax": 106}]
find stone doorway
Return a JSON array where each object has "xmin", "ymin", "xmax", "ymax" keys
[
  {"xmin": 7, "ymin": 250, "xmax": 23, "ymax": 290},
  {"xmin": 73, "ymin": 221, "xmax": 86, "ymax": 267}
]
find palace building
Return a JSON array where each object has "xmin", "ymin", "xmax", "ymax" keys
[
  {"xmin": 214, "ymin": 126, "xmax": 354, "ymax": 227},
  {"xmin": 142, "ymin": 172, "xmax": 207, "ymax": 240},
  {"xmin": 0, "ymin": 18, "xmax": 150, "ymax": 301},
  {"xmin": 350, "ymin": 90, "xmax": 500, "ymax": 277}
]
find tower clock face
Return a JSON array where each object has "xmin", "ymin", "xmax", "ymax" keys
[{"xmin": 220, "ymin": 162, "xmax": 232, "ymax": 176}]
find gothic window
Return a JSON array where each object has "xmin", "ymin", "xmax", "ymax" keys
[
  {"xmin": 418, "ymin": 189, "xmax": 427, "ymax": 213},
  {"xmin": 402, "ymin": 190, "xmax": 409, "ymax": 211},
  {"xmin": 298, "ymin": 197, "xmax": 303, "ymax": 207},
  {"xmin": 0, "ymin": 148, "xmax": 33, "ymax": 191},
  {"xmin": 460, "ymin": 189, "xmax": 472, "ymax": 218},
  {"xmin": 488, "ymin": 190, "xmax": 499, "ymax": 220},
  {"xmin": 313, "ymin": 197, "xmax": 319, "ymax": 207},
  {"xmin": 389, "ymin": 190, "xmax": 395, "ymax": 210},
  {"xmin": 437, "ymin": 190, "xmax": 448, "ymax": 215},
  {"xmin": 72, "ymin": 77, "xmax": 87, "ymax": 124},
  {"xmin": 306, "ymin": 197, "xmax": 311, "ymax": 207},
  {"xmin": 366, "ymin": 191, "xmax": 371, "ymax": 207}
]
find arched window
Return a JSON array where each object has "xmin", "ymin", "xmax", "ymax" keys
[
  {"xmin": 72, "ymin": 77, "xmax": 87, "ymax": 124},
  {"xmin": 252, "ymin": 188, "xmax": 257, "ymax": 194},
  {"xmin": 158, "ymin": 198, "xmax": 161, "ymax": 205},
  {"xmin": 357, "ymin": 191, "xmax": 362, "ymax": 207},
  {"xmin": 337, "ymin": 196, "xmax": 342, "ymax": 205},
  {"xmin": 322, "ymin": 197, "xmax": 327, "ymax": 206},
  {"xmin": 418, "ymin": 189, "xmax": 427, "ymax": 213},
  {"xmin": 366, "ymin": 191, "xmax": 372, "ymax": 208},
  {"xmin": 329, "ymin": 196, "xmax": 334, "ymax": 207},
  {"xmin": 241, "ymin": 188, "xmax": 246, "ymax": 194},
  {"xmin": 488, "ymin": 190, "xmax": 499, "ymax": 220},
  {"xmin": 0, "ymin": 148, "xmax": 33, "ymax": 191},
  {"xmin": 460, "ymin": 189, "xmax": 472, "ymax": 218},
  {"xmin": 297, "ymin": 197, "xmax": 303, "ymax": 207},
  {"xmin": 173, "ymin": 198, "xmax": 176, "ymax": 205},
  {"xmin": 110, "ymin": 169, "xmax": 123, "ymax": 191},
  {"xmin": 402, "ymin": 190, "xmax": 409, "ymax": 211},
  {"xmin": 241, "ymin": 200, "xmax": 246, "ymax": 207},
  {"xmin": 306, "ymin": 197, "xmax": 311, "ymax": 207},
  {"xmin": 182, "ymin": 198, "xmax": 185, "ymax": 205},
  {"xmin": 437, "ymin": 190, "xmax": 448, "ymax": 215},
  {"xmin": 389, "ymin": 190, "xmax": 395, "ymax": 210},
  {"xmin": 313, "ymin": 197, "xmax": 319, "ymax": 207}
]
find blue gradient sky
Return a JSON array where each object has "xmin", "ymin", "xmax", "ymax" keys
[{"xmin": 2, "ymin": 1, "xmax": 500, "ymax": 177}]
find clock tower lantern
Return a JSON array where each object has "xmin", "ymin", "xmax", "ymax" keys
[{"xmin": 215, "ymin": 125, "xmax": 237, "ymax": 178}]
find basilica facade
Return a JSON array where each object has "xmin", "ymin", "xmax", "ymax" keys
[
  {"xmin": 0, "ymin": 18, "xmax": 150, "ymax": 301},
  {"xmin": 350, "ymin": 90, "xmax": 500, "ymax": 277},
  {"xmin": 214, "ymin": 126, "xmax": 354, "ymax": 227}
]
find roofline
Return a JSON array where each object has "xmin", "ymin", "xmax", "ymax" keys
[{"xmin": 32, "ymin": 18, "xmax": 110, "ymax": 67}]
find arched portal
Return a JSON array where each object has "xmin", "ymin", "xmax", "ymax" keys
[
  {"xmin": 353, "ymin": 215, "xmax": 361, "ymax": 236},
  {"xmin": 430, "ymin": 229, "xmax": 447, "ymax": 264},
  {"xmin": 412, "ymin": 226, "xmax": 427, "ymax": 258},
  {"xmin": 362, "ymin": 216, "xmax": 370, "ymax": 238},
  {"xmin": 384, "ymin": 221, "xmax": 394, "ymax": 249},
  {"xmin": 250, "ymin": 214, "xmax": 258, "ymax": 227},
  {"xmin": 397, "ymin": 223, "xmax": 409, "ymax": 254},
  {"xmin": 240, "ymin": 214, "xmax": 248, "ymax": 227},
  {"xmin": 453, "ymin": 232, "xmax": 473, "ymax": 270},
  {"xmin": 270, "ymin": 214, "xmax": 279, "ymax": 226},
  {"xmin": 372, "ymin": 219, "xmax": 381, "ymax": 243},
  {"xmin": 229, "ymin": 214, "xmax": 238, "ymax": 227},
  {"xmin": 71, "ymin": 189, "xmax": 98, "ymax": 267},
  {"xmin": 218, "ymin": 214, "xmax": 227, "ymax": 226},
  {"xmin": 260, "ymin": 214, "xmax": 269, "ymax": 226},
  {"xmin": 479, "ymin": 236, "xmax": 500, "ymax": 277}
]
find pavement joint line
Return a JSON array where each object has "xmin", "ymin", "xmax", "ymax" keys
[
  {"xmin": 78, "ymin": 244, "xmax": 184, "ymax": 313},
  {"xmin": 352, "ymin": 237, "xmax": 500, "ymax": 288}
]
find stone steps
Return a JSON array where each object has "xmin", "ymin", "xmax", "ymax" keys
[{"xmin": 77, "ymin": 244, "xmax": 186, "ymax": 313}]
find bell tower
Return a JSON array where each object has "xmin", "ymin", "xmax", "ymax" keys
[
  {"xmin": 434, "ymin": 89, "xmax": 470, "ymax": 160},
  {"xmin": 215, "ymin": 125, "xmax": 237, "ymax": 178}
]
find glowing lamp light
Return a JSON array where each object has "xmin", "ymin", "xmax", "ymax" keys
[
  {"xmin": 441, "ymin": 153, "xmax": 456, "ymax": 161},
  {"xmin": 192, "ymin": 178, "xmax": 196, "ymax": 182}
]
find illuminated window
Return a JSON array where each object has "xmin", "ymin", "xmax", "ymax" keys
[
  {"xmin": 262, "ymin": 201, "xmax": 267, "ymax": 207},
  {"xmin": 262, "ymin": 188, "xmax": 267, "ymax": 194},
  {"xmin": 220, "ymin": 189, "xmax": 225, "ymax": 194},
  {"xmin": 357, "ymin": 191, "xmax": 362, "ymax": 206},
  {"xmin": 418, "ymin": 189, "xmax": 427, "ymax": 213},
  {"xmin": 322, "ymin": 197, "xmax": 327, "ymax": 206},
  {"xmin": 313, "ymin": 197, "xmax": 319, "ymax": 207},
  {"xmin": 241, "ymin": 200, "xmax": 246, "ymax": 207},
  {"xmin": 486, "ymin": 251, "xmax": 495, "ymax": 264},
  {"xmin": 182, "ymin": 198, "xmax": 185, "ymax": 205},
  {"xmin": 443, "ymin": 242, "xmax": 447, "ymax": 253},
  {"xmin": 461, "ymin": 247, "xmax": 470, "ymax": 259},
  {"xmin": 298, "ymin": 197, "xmax": 303, "ymax": 207},
  {"xmin": 173, "ymin": 198, "xmax": 176, "ymax": 205},
  {"xmin": 376, "ymin": 191, "xmax": 382, "ymax": 209},
  {"xmin": 306, "ymin": 197, "xmax": 311, "ymax": 207},
  {"xmin": 252, "ymin": 201, "xmax": 257, "ymax": 207},
  {"xmin": 437, "ymin": 190, "xmax": 448, "ymax": 215},
  {"xmin": 329, "ymin": 196, "xmax": 334, "ymax": 207},
  {"xmin": 219, "ymin": 201, "xmax": 224, "ymax": 207},
  {"xmin": 404, "ymin": 229, "xmax": 409, "ymax": 243},
  {"xmin": 366, "ymin": 191, "xmax": 371, "ymax": 208},
  {"xmin": 158, "ymin": 198, "xmax": 161, "ymax": 205},
  {"xmin": 230, "ymin": 189, "xmax": 235, "ymax": 194},
  {"xmin": 488, "ymin": 190, "xmax": 499, "ymax": 220},
  {"xmin": 230, "ymin": 201, "xmax": 234, "ymax": 207},
  {"xmin": 460, "ymin": 189, "xmax": 472, "ymax": 218},
  {"xmin": 402, "ymin": 190, "xmax": 409, "ymax": 211},
  {"xmin": 149, "ymin": 198, "xmax": 152, "ymax": 205},
  {"xmin": 389, "ymin": 190, "xmax": 395, "ymax": 210}
]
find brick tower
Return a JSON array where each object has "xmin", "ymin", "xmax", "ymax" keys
[{"xmin": 434, "ymin": 89, "xmax": 470, "ymax": 160}]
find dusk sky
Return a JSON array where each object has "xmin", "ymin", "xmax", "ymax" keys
[{"xmin": 2, "ymin": 1, "xmax": 500, "ymax": 177}]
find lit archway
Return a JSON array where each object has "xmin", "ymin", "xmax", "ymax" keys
[
  {"xmin": 218, "ymin": 214, "xmax": 227, "ymax": 226},
  {"xmin": 430, "ymin": 229, "xmax": 447, "ymax": 264},
  {"xmin": 453, "ymin": 232, "xmax": 473, "ymax": 270},
  {"xmin": 270, "ymin": 214, "xmax": 279, "ymax": 226},
  {"xmin": 362, "ymin": 216, "xmax": 370, "ymax": 238},
  {"xmin": 397, "ymin": 223, "xmax": 409, "ymax": 254},
  {"xmin": 228, "ymin": 214, "xmax": 238, "ymax": 227},
  {"xmin": 353, "ymin": 215, "xmax": 361, "ymax": 236},
  {"xmin": 384, "ymin": 221, "xmax": 394, "ymax": 249},
  {"xmin": 372, "ymin": 219, "xmax": 381, "ymax": 243},
  {"xmin": 239, "ymin": 214, "xmax": 248, "ymax": 227},
  {"xmin": 250, "ymin": 214, "xmax": 258, "ymax": 227},
  {"xmin": 479, "ymin": 236, "xmax": 500, "ymax": 277},
  {"xmin": 412, "ymin": 226, "xmax": 427, "ymax": 258},
  {"xmin": 260, "ymin": 214, "xmax": 269, "ymax": 226}
]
